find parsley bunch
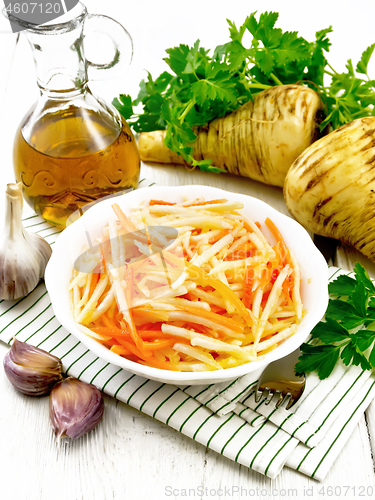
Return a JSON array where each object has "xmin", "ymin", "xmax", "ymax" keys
[
  {"xmin": 113, "ymin": 11, "xmax": 375, "ymax": 172},
  {"xmin": 295, "ymin": 264, "xmax": 375, "ymax": 380}
]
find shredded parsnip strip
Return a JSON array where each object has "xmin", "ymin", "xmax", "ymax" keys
[
  {"xmin": 77, "ymin": 274, "xmax": 109, "ymax": 324},
  {"xmin": 191, "ymin": 233, "xmax": 234, "ymax": 267},
  {"xmin": 248, "ymin": 232, "xmax": 275, "ymax": 261},
  {"xmin": 253, "ymin": 265, "xmax": 291, "ymax": 345},
  {"xmin": 289, "ymin": 249, "xmax": 303, "ymax": 320},
  {"xmin": 173, "ymin": 343, "xmax": 222, "ymax": 369},
  {"xmin": 160, "ymin": 217, "xmax": 230, "ymax": 229},
  {"xmin": 270, "ymin": 310, "xmax": 297, "ymax": 318},
  {"xmin": 106, "ymin": 265, "xmax": 136, "ymax": 334},
  {"xmin": 134, "ymin": 240, "xmax": 151, "ymax": 256},
  {"xmin": 224, "ymin": 233, "xmax": 249, "ymax": 258},
  {"xmin": 189, "ymin": 287, "xmax": 226, "ymax": 309},
  {"xmin": 167, "ymin": 311, "xmax": 243, "ymax": 337},
  {"xmin": 88, "ymin": 285, "xmax": 116, "ymax": 322},
  {"xmin": 157, "ymin": 297, "xmax": 211, "ymax": 311},
  {"xmin": 69, "ymin": 270, "xmax": 91, "ymax": 291},
  {"xmin": 251, "ymin": 325, "xmax": 298, "ymax": 353},
  {"xmin": 208, "ymin": 259, "xmax": 247, "ymax": 275},
  {"xmin": 148, "ymin": 201, "xmax": 243, "ymax": 215},
  {"xmin": 252, "ymin": 286, "xmax": 263, "ymax": 320},
  {"xmin": 175, "ymin": 226, "xmax": 196, "ymax": 234},
  {"xmin": 244, "ymin": 216, "xmax": 272, "ymax": 248},
  {"xmin": 264, "ymin": 321, "xmax": 295, "ymax": 335},
  {"xmin": 190, "ymin": 338, "xmax": 254, "ymax": 360},
  {"xmin": 161, "ymin": 323, "xmax": 203, "ymax": 340},
  {"xmin": 77, "ymin": 272, "xmax": 93, "ymax": 309},
  {"xmin": 170, "ymin": 269, "xmax": 188, "ymax": 290},
  {"xmin": 162, "ymin": 324, "xmax": 250, "ymax": 358},
  {"xmin": 190, "ymin": 229, "xmax": 221, "ymax": 243},
  {"xmin": 130, "ymin": 284, "xmax": 195, "ymax": 308}
]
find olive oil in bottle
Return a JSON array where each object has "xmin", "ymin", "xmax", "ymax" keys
[{"xmin": 14, "ymin": 106, "xmax": 140, "ymax": 228}]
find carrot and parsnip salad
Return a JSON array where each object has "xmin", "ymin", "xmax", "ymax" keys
[{"xmin": 69, "ymin": 197, "xmax": 303, "ymax": 371}]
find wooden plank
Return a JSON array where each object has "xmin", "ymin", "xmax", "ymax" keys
[
  {"xmin": 0, "ymin": 33, "xmax": 36, "ymax": 213},
  {"xmin": 365, "ymin": 400, "xmax": 375, "ymax": 472},
  {"xmin": 335, "ymin": 245, "xmax": 375, "ymax": 278},
  {"xmin": 0, "ymin": 33, "xmax": 18, "ymax": 115}
]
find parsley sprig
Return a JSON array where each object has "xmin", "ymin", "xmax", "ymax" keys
[
  {"xmin": 295, "ymin": 264, "xmax": 375, "ymax": 380},
  {"xmin": 113, "ymin": 11, "xmax": 375, "ymax": 172}
]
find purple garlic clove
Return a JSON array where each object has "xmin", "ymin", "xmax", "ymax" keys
[
  {"xmin": 3, "ymin": 338, "xmax": 63, "ymax": 396},
  {"xmin": 50, "ymin": 377, "xmax": 104, "ymax": 440}
]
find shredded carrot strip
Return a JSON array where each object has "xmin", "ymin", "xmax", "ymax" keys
[
  {"xmin": 149, "ymin": 200, "xmax": 176, "ymax": 206},
  {"xmin": 265, "ymin": 218, "xmax": 290, "ymax": 264},
  {"xmin": 142, "ymin": 339, "xmax": 176, "ymax": 351},
  {"xmin": 89, "ymin": 272, "xmax": 100, "ymax": 296},
  {"xmin": 112, "ymin": 203, "xmax": 138, "ymax": 232},
  {"xmin": 243, "ymin": 267, "xmax": 254, "ymax": 309},
  {"xmin": 209, "ymin": 229, "xmax": 229, "ymax": 244},
  {"xmin": 265, "ymin": 218, "xmax": 295, "ymax": 297},
  {"xmin": 110, "ymin": 345, "xmax": 132, "ymax": 356},
  {"xmin": 116, "ymin": 338, "xmax": 152, "ymax": 359},
  {"xmin": 117, "ymin": 338, "xmax": 180, "ymax": 369},
  {"xmin": 101, "ymin": 312, "xmax": 121, "ymax": 329},
  {"xmin": 183, "ymin": 198, "xmax": 227, "ymax": 207}
]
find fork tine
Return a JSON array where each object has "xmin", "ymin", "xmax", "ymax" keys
[
  {"xmin": 255, "ymin": 388, "xmax": 284, "ymax": 406},
  {"xmin": 278, "ymin": 393, "xmax": 293, "ymax": 409},
  {"xmin": 264, "ymin": 389, "xmax": 275, "ymax": 405},
  {"xmin": 271, "ymin": 391, "xmax": 284, "ymax": 407},
  {"xmin": 286, "ymin": 396, "xmax": 296, "ymax": 410},
  {"xmin": 255, "ymin": 388, "xmax": 268, "ymax": 403},
  {"xmin": 264, "ymin": 391, "xmax": 284, "ymax": 406}
]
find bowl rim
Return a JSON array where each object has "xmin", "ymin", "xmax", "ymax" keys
[{"xmin": 45, "ymin": 184, "xmax": 329, "ymax": 384}]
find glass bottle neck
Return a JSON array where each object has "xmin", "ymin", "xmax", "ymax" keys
[{"xmin": 24, "ymin": 25, "xmax": 88, "ymax": 96}]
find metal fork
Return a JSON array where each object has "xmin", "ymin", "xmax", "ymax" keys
[{"xmin": 255, "ymin": 348, "xmax": 306, "ymax": 410}]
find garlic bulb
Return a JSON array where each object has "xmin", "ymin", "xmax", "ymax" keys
[
  {"xmin": 50, "ymin": 377, "xmax": 104, "ymax": 440},
  {"xmin": 3, "ymin": 338, "xmax": 63, "ymax": 395},
  {"xmin": 0, "ymin": 183, "xmax": 52, "ymax": 300}
]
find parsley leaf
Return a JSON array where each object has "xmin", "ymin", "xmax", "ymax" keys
[
  {"xmin": 356, "ymin": 43, "xmax": 375, "ymax": 77},
  {"xmin": 309, "ymin": 317, "xmax": 350, "ymax": 344},
  {"xmin": 297, "ymin": 264, "xmax": 375, "ymax": 379},
  {"xmin": 112, "ymin": 94, "xmax": 133, "ymax": 121},
  {"xmin": 328, "ymin": 274, "xmax": 357, "ymax": 296},
  {"xmin": 295, "ymin": 343, "xmax": 341, "ymax": 379},
  {"xmin": 354, "ymin": 262, "xmax": 375, "ymax": 294},
  {"xmin": 325, "ymin": 299, "xmax": 366, "ymax": 329}
]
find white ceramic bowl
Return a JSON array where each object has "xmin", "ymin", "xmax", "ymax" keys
[{"xmin": 45, "ymin": 185, "xmax": 328, "ymax": 385}]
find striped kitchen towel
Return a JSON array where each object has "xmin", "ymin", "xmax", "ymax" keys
[{"xmin": 1, "ymin": 181, "xmax": 374, "ymax": 481}]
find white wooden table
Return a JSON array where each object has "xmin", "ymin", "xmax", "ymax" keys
[{"xmin": 0, "ymin": 2, "xmax": 374, "ymax": 498}]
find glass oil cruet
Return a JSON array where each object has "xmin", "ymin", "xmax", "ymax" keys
[{"xmin": 6, "ymin": 2, "xmax": 140, "ymax": 228}]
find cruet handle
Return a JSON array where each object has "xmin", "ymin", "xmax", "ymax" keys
[{"xmin": 83, "ymin": 14, "xmax": 133, "ymax": 80}]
